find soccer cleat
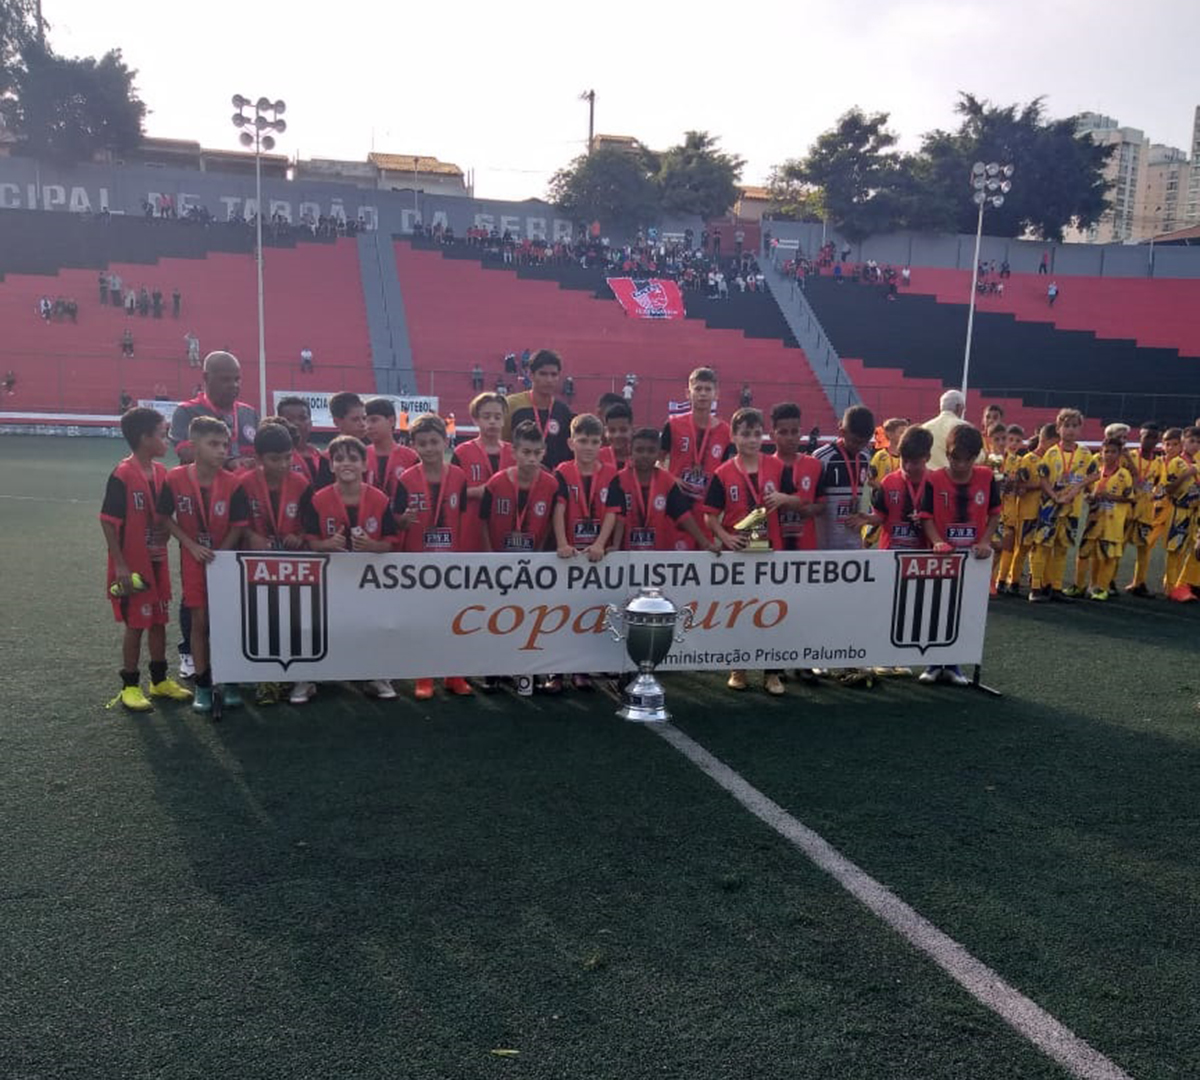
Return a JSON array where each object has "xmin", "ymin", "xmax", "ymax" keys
[
  {"xmin": 192, "ymin": 686, "xmax": 213, "ymax": 713},
  {"xmin": 445, "ymin": 677, "xmax": 474, "ymax": 696},
  {"xmin": 367, "ymin": 679, "xmax": 397, "ymax": 700},
  {"xmin": 288, "ymin": 681, "xmax": 316, "ymax": 705},
  {"xmin": 1061, "ymin": 585, "xmax": 1085, "ymax": 599},
  {"xmin": 178, "ymin": 652, "xmax": 196, "ymax": 679},
  {"xmin": 764, "ymin": 673, "xmax": 785, "ymax": 696},
  {"xmin": 1028, "ymin": 586, "xmax": 1049, "ymax": 602},
  {"xmin": 918, "ymin": 666, "xmax": 942, "ymax": 684},
  {"xmin": 890, "ymin": 666, "xmax": 914, "ymax": 677},
  {"xmin": 989, "ymin": 581, "xmax": 999, "ymax": 598},
  {"xmin": 415, "ymin": 678, "xmax": 435, "ymax": 700},
  {"xmin": 1124, "ymin": 582, "xmax": 1151, "ymax": 597},
  {"xmin": 149, "ymin": 678, "xmax": 193, "ymax": 702},
  {"xmin": 109, "ymin": 685, "xmax": 154, "ymax": 712},
  {"xmin": 1088, "ymin": 588, "xmax": 1110, "ymax": 602},
  {"xmin": 839, "ymin": 669, "xmax": 875, "ymax": 688},
  {"xmin": 221, "ymin": 684, "xmax": 243, "ymax": 709},
  {"xmin": 571, "ymin": 673, "xmax": 594, "ymax": 691},
  {"xmin": 1168, "ymin": 584, "xmax": 1196, "ymax": 603},
  {"xmin": 943, "ymin": 665, "xmax": 971, "ymax": 686},
  {"xmin": 727, "ymin": 670, "xmax": 748, "ymax": 691},
  {"xmin": 538, "ymin": 675, "xmax": 563, "ymax": 695},
  {"xmin": 480, "ymin": 676, "xmax": 503, "ymax": 694},
  {"xmin": 255, "ymin": 682, "xmax": 281, "ymax": 706}
]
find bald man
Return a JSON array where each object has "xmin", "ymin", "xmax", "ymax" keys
[
  {"xmin": 168, "ymin": 351, "xmax": 260, "ymax": 466},
  {"xmin": 921, "ymin": 389, "xmax": 966, "ymax": 471}
]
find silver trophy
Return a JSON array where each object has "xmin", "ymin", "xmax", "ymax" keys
[{"xmin": 605, "ymin": 587, "xmax": 692, "ymax": 723}]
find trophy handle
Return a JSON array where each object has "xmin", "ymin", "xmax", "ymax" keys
[
  {"xmin": 604, "ymin": 604, "xmax": 626, "ymax": 643},
  {"xmin": 674, "ymin": 605, "xmax": 694, "ymax": 643}
]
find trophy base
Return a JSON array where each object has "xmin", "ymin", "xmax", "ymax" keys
[
  {"xmin": 743, "ymin": 538, "xmax": 772, "ymax": 552},
  {"xmin": 617, "ymin": 672, "xmax": 670, "ymax": 723}
]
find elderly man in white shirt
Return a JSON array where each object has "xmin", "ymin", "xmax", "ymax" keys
[{"xmin": 922, "ymin": 389, "xmax": 967, "ymax": 470}]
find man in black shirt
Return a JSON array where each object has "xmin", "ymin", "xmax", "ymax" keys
[{"xmin": 503, "ymin": 349, "xmax": 575, "ymax": 469}]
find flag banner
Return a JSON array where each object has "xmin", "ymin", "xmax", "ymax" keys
[
  {"xmin": 208, "ymin": 549, "xmax": 989, "ymax": 682},
  {"xmin": 668, "ymin": 401, "xmax": 718, "ymax": 415},
  {"xmin": 607, "ymin": 277, "xmax": 686, "ymax": 320}
]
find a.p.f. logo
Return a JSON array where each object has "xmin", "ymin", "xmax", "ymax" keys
[
  {"xmin": 890, "ymin": 552, "xmax": 966, "ymax": 654},
  {"xmin": 238, "ymin": 554, "xmax": 329, "ymax": 669}
]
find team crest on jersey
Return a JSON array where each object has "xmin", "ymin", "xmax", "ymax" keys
[
  {"xmin": 801, "ymin": 476, "xmax": 812, "ymax": 491},
  {"xmin": 214, "ymin": 500, "xmax": 227, "ymax": 516},
  {"xmin": 243, "ymin": 423, "xmax": 257, "ymax": 443},
  {"xmin": 654, "ymin": 494, "xmax": 667, "ymax": 510},
  {"xmin": 534, "ymin": 500, "xmax": 547, "ymax": 516},
  {"xmin": 974, "ymin": 490, "xmax": 986, "ymax": 505},
  {"xmin": 890, "ymin": 552, "xmax": 966, "ymax": 654},
  {"xmin": 547, "ymin": 419, "xmax": 560, "ymax": 436},
  {"xmin": 365, "ymin": 517, "xmax": 379, "ymax": 533},
  {"xmin": 711, "ymin": 444, "xmax": 722, "ymax": 459},
  {"xmin": 238, "ymin": 554, "xmax": 329, "ymax": 669}
]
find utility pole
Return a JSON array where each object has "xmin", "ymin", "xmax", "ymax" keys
[
  {"xmin": 35, "ymin": 0, "xmax": 45, "ymax": 46},
  {"xmin": 581, "ymin": 89, "xmax": 595, "ymax": 154}
]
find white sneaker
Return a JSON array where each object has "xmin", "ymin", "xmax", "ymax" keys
[
  {"xmin": 918, "ymin": 666, "xmax": 941, "ymax": 684},
  {"xmin": 943, "ymin": 665, "xmax": 971, "ymax": 687},
  {"xmin": 288, "ymin": 681, "xmax": 316, "ymax": 705},
  {"xmin": 366, "ymin": 679, "xmax": 397, "ymax": 700},
  {"xmin": 178, "ymin": 652, "xmax": 195, "ymax": 679}
]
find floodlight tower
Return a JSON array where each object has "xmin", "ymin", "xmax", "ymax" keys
[
  {"xmin": 231, "ymin": 94, "xmax": 287, "ymax": 415},
  {"xmin": 961, "ymin": 161, "xmax": 1014, "ymax": 399}
]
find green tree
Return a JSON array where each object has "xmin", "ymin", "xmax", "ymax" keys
[
  {"xmin": 2, "ymin": 43, "xmax": 145, "ymax": 164},
  {"xmin": 0, "ymin": 0, "xmax": 37, "ymax": 97},
  {"xmin": 765, "ymin": 165, "xmax": 826, "ymax": 222},
  {"xmin": 654, "ymin": 130, "xmax": 743, "ymax": 220},
  {"xmin": 907, "ymin": 94, "xmax": 1114, "ymax": 241},
  {"xmin": 784, "ymin": 108, "xmax": 909, "ymax": 241},
  {"xmin": 547, "ymin": 146, "xmax": 659, "ymax": 233}
]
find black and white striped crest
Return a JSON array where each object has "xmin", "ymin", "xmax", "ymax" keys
[
  {"xmin": 891, "ymin": 552, "xmax": 966, "ymax": 654},
  {"xmin": 238, "ymin": 554, "xmax": 329, "ymax": 669}
]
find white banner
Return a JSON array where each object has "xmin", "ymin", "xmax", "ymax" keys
[
  {"xmin": 272, "ymin": 391, "xmax": 439, "ymax": 430},
  {"xmin": 208, "ymin": 550, "xmax": 990, "ymax": 682}
]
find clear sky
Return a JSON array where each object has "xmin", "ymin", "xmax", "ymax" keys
[{"xmin": 43, "ymin": 0, "xmax": 1200, "ymax": 202}]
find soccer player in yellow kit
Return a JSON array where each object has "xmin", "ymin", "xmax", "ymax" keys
[
  {"xmin": 1163, "ymin": 426, "xmax": 1200, "ymax": 601},
  {"xmin": 1124, "ymin": 423, "xmax": 1164, "ymax": 596},
  {"xmin": 1030, "ymin": 409, "xmax": 1096, "ymax": 601},
  {"xmin": 993, "ymin": 424, "xmax": 1026, "ymax": 594},
  {"xmin": 1079, "ymin": 438, "xmax": 1133, "ymax": 601}
]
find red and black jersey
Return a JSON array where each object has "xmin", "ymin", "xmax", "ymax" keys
[
  {"xmin": 871, "ymin": 469, "xmax": 929, "ymax": 550},
  {"xmin": 617, "ymin": 465, "xmax": 694, "ymax": 551},
  {"xmin": 479, "ymin": 468, "xmax": 560, "ymax": 552},
  {"xmin": 158, "ymin": 465, "xmax": 249, "ymax": 554},
  {"xmin": 661, "ymin": 413, "xmax": 732, "ymax": 501},
  {"xmin": 598, "ymin": 445, "xmax": 629, "ymax": 472},
  {"xmin": 392, "ymin": 462, "xmax": 469, "ymax": 553},
  {"xmin": 365, "ymin": 443, "xmax": 420, "ymax": 495},
  {"xmin": 292, "ymin": 446, "xmax": 323, "ymax": 484},
  {"xmin": 778, "ymin": 454, "xmax": 821, "ymax": 551},
  {"xmin": 555, "ymin": 460, "xmax": 624, "ymax": 550},
  {"xmin": 703, "ymin": 455, "xmax": 792, "ymax": 548},
  {"xmin": 303, "ymin": 483, "xmax": 396, "ymax": 545},
  {"xmin": 452, "ymin": 438, "xmax": 516, "ymax": 552},
  {"xmin": 921, "ymin": 466, "xmax": 1001, "ymax": 548},
  {"xmin": 238, "ymin": 468, "xmax": 310, "ymax": 548},
  {"xmin": 100, "ymin": 455, "xmax": 169, "ymax": 588}
]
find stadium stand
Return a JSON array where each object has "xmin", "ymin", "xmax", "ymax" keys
[
  {"xmin": 393, "ymin": 239, "xmax": 837, "ymax": 428},
  {"xmin": 0, "ymin": 211, "xmax": 372, "ymax": 412},
  {"xmin": 904, "ymin": 268, "xmax": 1200, "ymax": 358},
  {"xmin": 804, "ymin": 275, "xmax": 1200, "ymax": 429}
]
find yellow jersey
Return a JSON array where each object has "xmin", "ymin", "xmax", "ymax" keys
[
  {"xmin": 1041, "ymin": 444, "xmax": 1096, "ymax": 518},
  {"xmin": 1016, "ymin": 450, "xmax": 1044, "ymax": 522},
  {"xmin": 1127, "ymin": 449, "xmax": 1165, "ymax": 525},
  {"xmin": 1085, "ymin": 467, "xmax": 1133, "ymax": 544}
]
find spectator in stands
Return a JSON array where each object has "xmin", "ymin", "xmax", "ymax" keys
[
  {"xmin": 109, "ymin": 273, "xmax": 122, "ymax": 307},
  {"xmin": 4, "ymin": 370, "xmax": 16, "ymax": 396},
  {"xmin": 121, "ymin": 329, "xmax": 134, "ymax": 357},
  {"xmin": 39, "ymin": 296, "xmax": 51, "ymax": 321},
  {"xmin": 1047, "ymin": 281, "xmax": 1059, "ymax": 307},
  {"xmin": 472, "ymin": 364, "xmax": 484, "ymax": 391},
  {"xmin": 151, "ymin": 289, "xmax": 163, "ymax": 318},
  {"xmin": 172, "ymin": 288, "xmax": 181, "ymax": 318},
  {"xmin": 99, "ymin": 273, "xmax": 109, "ymax": 305},
  {"xmin": 185, "ymin": 332, "xmax": 201, "ymax": 368},
  {"xmin": 299, "ymin": 346, "xmax": 314, "ymax": 374},
  {"xmin": 921, "ymin": 389, "xmax": 966, "ymax": 470},
  {"xmin": 840, "ymin": 242, "xmax": 852, "ymax": 263},
  {"xmin": 119, "ymin": 390, "xmax": 133, "ymax": 414},
  {"xmin": 504, "ymin": 353, "xmax": 518, "ymax": 375},
  {"xmin": 901, "ymin": 265, "xmax": 911, "ymax": 286},
  {"xmin": 153, "ymin": 382, "xmax": 169, "ymax": 401},
  {"xmin": 740, "ymin": 383, "xmax": 753, "ymax": 408},
  {"xmin": 125, "ymin": 288, "xmax": 136, "ymax": 315},
  {"xmin": 1000, "ymin": 259, "xmax": 1011, "ymax": 278},
  {"xmin": 1039, "ymin": 250, "xmax": 1050, "ymax": 275}
]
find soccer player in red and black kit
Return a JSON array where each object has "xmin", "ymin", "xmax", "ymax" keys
[
  {"xmin": 661, "ymin": 368, "xmax": 732, "ymax": 529},
  {"xmin": 452, "ymin": 392, "xmax": 515, "ymax": 552},
  {"xmin": 703, "ymin": 407, "xmax": 801, "ymax": 696},
  {"xmin": 503, "ymin": 349, "xmax": 575, "ymax": 469},
  {"xmin": 364, "ymin": 396, "xmax": 419, "ymax": 495},
  {"xmin": 920, "ymin": 423, "xmax": 1001, "ymax": 686},
  {"xmin": 553, "ymin": 414, "xmax": 625, "ymax": 563},
  {"xmin": 853, "ymin": 425, "xmax": 934, "ymax": 552},
  {"xmin": 100, "ymin": 407, "xmax": 193, "ymax": 711},
  {"xmin": 619, "ymin": 429, "xmax": 717, "ymax": 552},
  {"xmin": 158, "ymin": 417, "xmax": 251, "ymax": 714},
  {"xmin": 392, "ymin": 414, "xmax": 473, "ymax": 700},
  {"xmin": 769, "ymin": 402, "xmax": 822, "ymax": 551},
  {"xmin": 276, "ymin": 396, "xmax": 323, "ymax": 484}
]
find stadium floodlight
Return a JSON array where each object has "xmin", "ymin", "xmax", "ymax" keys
[
  {"xmin": 961, "ymin": 161, "xmax": 1015, "ymax": 399},
  {"xmin": 231, "ymin": 93, "xmax": 289, "ymax": 415}
]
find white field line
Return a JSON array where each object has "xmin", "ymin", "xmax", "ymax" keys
[{"xmin": 652, "ymin": 721, "xmax": 1132, "ymax": 1080}]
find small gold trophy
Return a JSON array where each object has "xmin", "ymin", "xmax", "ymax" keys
[{"xmin": 733, "ymin": 506, "xmax": 772, "ymax": 552}]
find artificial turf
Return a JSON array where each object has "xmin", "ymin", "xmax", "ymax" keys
[{"xmin": 1, "ymin": 436, "xmax": 1196, "ymax": 1079}]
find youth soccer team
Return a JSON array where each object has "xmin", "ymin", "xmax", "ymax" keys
[{"xmin": 101, "ymin": 348, "xmax": 1195, "ymax": 713}]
